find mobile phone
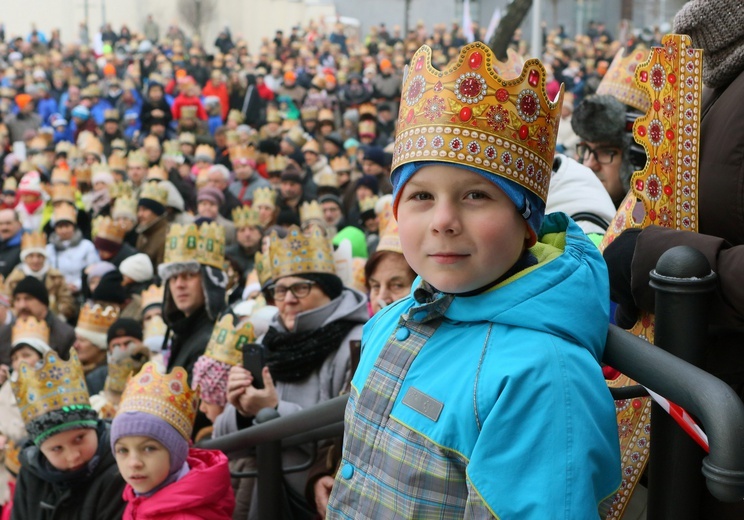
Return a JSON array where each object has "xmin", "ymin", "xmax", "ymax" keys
[{"xmin": 242, "ymin": 343, "xmax": 266, "ymax": 389}]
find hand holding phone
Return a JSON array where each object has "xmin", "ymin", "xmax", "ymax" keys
[{"xmin": 242, "ymin": 343, "xmax": 266, "ymax": 389}]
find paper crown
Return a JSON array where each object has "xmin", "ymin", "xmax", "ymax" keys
[
  {"xmin": 74, "ymin": 166, "xmax": 92, "ymax": 184},
  {"xmin": 3, "ymin": 177, "xmax": 17, "ymax": 192},
  {"xmin": 21, "ymin": 231, "xmax": 46, "ymax": 252},
  {"xmin": 78, "ymin": 303, "xmax": 119, "ymax": 335},
  {"xmin": 141, "ymin": 284, "xmax": 164, "ymax": 310},
  {"xmin": 143, "ymin": 135, "xmax": 161, "ymax": 150},
  {"xmin": 318, "ymin": 108, "xmax": 334, "ymax": 123},
  {"xmin": 109, "ymin": 180, "xmax": 133, "ymax": 199},
  {"xmin": 358, "ymin": 120, "xmax": 376, "ymax": 137},
  {"xmin": 393, "ymin": 42, "xmax": 564, "ymax": 204},
  {"xmin": 315, "ymin": 170, "xmax": 339, "ymax": 188},
  {"xmin": 178, "ymin": 132, "xmax": 196, "ymax": 145},
  {"xmin": 300, "ymin": 201, "xmax": 324, "ymax": 224},
  {"xmin": 204, "ymin": 314, "xmax": 255, "ymax": 367},
  {"xmin": 232, "ymin": 206, "xmax": 261, "ymax": 229},
  {"xmin": 143, "ymin": 314, "xmax": 167, "ymax": 341},
  {"xmin": 230, "ymin": 145, "xmax": 256, "ymax": 164},
  {"xmin": 104, "ymin": 109, "xmax": 120, "ymax": 121},
  {"xmin": 266, "ymin": 107, "xmax": 282, "ymax": 123},
  {"xmin": 194, "ymin": 144, "xmax": 216, "ymax": 161},
  {"xmin": 139, "ymin": 182, "xmax": 168, "ymax": 206},
  {"xmin": 376, "ymin": 199, "xmax": 402, "ymax": 254},
  {"xmin": 11, "ymin": 350, "xmax": 91, "ymax": 429},
  {"xmin": 104, "ymin": 346, "xmax": 150, "ymax": 395},
  {"xmin": 180, "ymin": 105, "xmax": 198, "ymax": 120},
  {"xmin": 162, "ymin": 139, "xmax": 182, "ymax": 158},
  {"xmin": 259, "ymin": 224, "xmax": 336, "ymax": 282},
  {"xmin": 163, "ymin": 222, "xmax": 225, "ymax": 269},
  {"xmin": 52, "ymin": 204, "xmax": 77, "ymax": 225},
  {"xmin": 108, "ymin": 153, "xmax": 128, "ymax": 171},
  {"xmin": 51, "ymin": 167, "xmax": 71, "ymax": 185},
  {"xmin": 82, "ymin": 136, "xmax": 103, "ymax": 156},
  {"xmin": 12, "ymin": 315, "xmax": 50, "ymax": 346},
  {"xmin": 302, "ymin": 139, "xmax": 321, "ymax": 154},
  {"xmin": 93, "ymin": 216, "xmax": 126, "ymax": 243},
  {"xmin": 51, "ymin": 184, "xmax": 75, "ymax": 203},
  {"xmin": 253, "ymin": 186, "xmax": 278, "ymax": 208},
  {"xmin": 330, "ymin": 156, "xmax": 351, "ymax": 173},
  {"xmin": 117, "ymin": 362, "xmax": 199, "ymax": 440},
  {"xmin": 359, "ymin": 195, "xmax": 379, "ymax": 214},
  {"xmin": 127, "ymin": 150, "xmax": 147, "ymax": 166},
  {"xmin": 301, "ymin": 106, "xmax": 319, "ymax": 120},
  {"xmin": 265, "ymin": 155, "xmax": 288, "ymax": 173},
  {"xmin": 597, "ymin": 46, "xmax": 652, "ymax": 113},
  {"xmin": 359, "ymin": 103, "xmax": 378, "ymax": 119},
  {"xmin": 147, "ymin": 165, "xmax": 168, "ymax": 181},
  {"xmin": 284, "ymin": 126, "xmax": 308, "ymax": 149},
  {"xmin": 112, "ymin": 196, "xmax": 137, "ymax": 219}
]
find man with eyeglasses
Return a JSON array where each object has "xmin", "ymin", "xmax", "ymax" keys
[{"xmin": 572, "ymin": 94, "xmax": 633, "ymax": 207}]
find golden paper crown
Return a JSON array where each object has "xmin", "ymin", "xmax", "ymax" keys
[
  {"xmin": 179, "ymin": 132, "xmax": 196, "ymax": 145},
  {"xmin": 230, "ymin": 145, "xmax": 256, "ymax": 164},
  {"xmin": 194, "ymin": 144, "xmax": 216, "ymax": 161},
  {"xmin": 163, "ymin": 222, "xmax": 225, "ymax": 269},
  {"xmin": 74, "ymin": 166, "xmax": 92, "ymax": 184},
  {"xmin": 393, "ymin": 42, "xmax": 564, "ymax": 204},
  {"xmin": 302, "ymin": 139, "xmax": 321, "ymax": 154},
  {"xmin": 109, "ymin": 180, "xmax": 133, "ymax": 199},
  {"xmin": 265, "ymin": 155, "xmax": 288, "ymax": 173},
  {"xmin": 318, "ymin": 108, "xmax": 334, "ymax": 123},
  {"xmin": 104, "ymin": 109, "xmax": 120, "ymax": 121},
  {"xmin": 93, "ymin": 216, "xmax": 126, "ymax": 243},
  {"xmin": 330, "ymin": 156, "xmax": 351, "ymax": 173},
  {"xmin": 141, "ymin": 284, "xmax": 164, "ymax": 310},
  {"xmin": 359, "ymin": 195, "xmax": 379, "ymax": 214},
  {"xmin": 3, "ymin": 177, "xmax": 17, "ymax": 192},
  {"xmin": 51, "ymin": 167, "xmax": 71, "ymax": 185},
  {"xmin": 253, "ymin": 186, "xmax": 278, "ymax": 208},
  {"xmin": 255, "ymin": 251, "xmax": 271, "ymax": 287},
  {"xmin": 315, "ymin": 170, "xmax": 339, "ymax": 188},
  {"xmin": 265, "ymin": 224, "xmax": 336, "ymax": 281},
  {"xmin": 51, "ymin": 184, "xmax": 76, "ymax": 203},
  {"xmin": 204, "ymin": 314, "xmax": 255, "ymax": 367},
  {"xmin": 232, "ymin": 206, "xmax": 261, "ymax": 229},
  {"xmin": 139, "ymin": 182, "xmax": 168, "ymax": 206},
  {"xmin": 21, "ymin": 231, "xmax": 46, "ymax": 252},
  {"xmin": 11, "ymin": 350, "xmax": 91, "ymax": 427},
  {"xmin": 117, "ymin": 362, "xmax": 199, "ymax": 440},
  {"xmin": 180, "ymin": 105, "xmax": 198, "ymax": 120},
  {"xmin": 597, "ymin": 46, "xmax": 652, "ymax": 113},
  {"xmin": 358, "ymin": 120, "xmax": 376, "ymax": 136},
  {"xmin": 376, "ymin": 199, "xmax": 402, "ymax": 253},
  {"xmin": 112, "ymin": 196, "xmax": 137, "ymax": 219},
  {"xmin": 162, "ymin": 139, "xmax": 182, "ymax": 158},
  {"xmin": 127, "ymin": 150, "xmax": 147, "ymax": 166},
  {"xmin": 301, "ymin": 106, "xmax": 319, "ymax": 120},
  {"xmin": 4, "ymin": 438, "xmax": 21, "ymax": 475},
  {"xmin": 108, "ymin": 153, "xmax": 128, "ymax": 172},
  {"xmin": 143, "ymin": 135, "xmax": 161, "ymax": 150},
  {"xmin": 105, "ymin": 346, "xmax": 150, "ymax": 395},
  {"xmin": 300, "ymin": 201, "xmax": 324, "ymax": 225},
  {"xmin": 359, "ymin": 103, "xmax": 378, "ymax": 119},
  {"xmin": 266, "ymin": 107, "xmax": 282, "ymax": 123},
  {"xmin": 12, "ymin": 315, "xmax": 50, "ymax": 345},
  {"xmin": 143, "ymin": 314, "xmax": 167, "ymax": 340},
  {"xmin": 52, "ymin": 204, "xmax": 78, "ymax": 225},
  {"xmin": 147, "ymin": 165, "xmax": 168, "ymax": 181},
  {"xmin": 82, "ymin": 136, "xmax": 103, "ymax": 156},
  {"xmin": 78, "ymin": 303, "xmax": 119, "ymax": 334}
]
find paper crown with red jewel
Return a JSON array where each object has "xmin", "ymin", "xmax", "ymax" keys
[
  {"xmin": 597, "ymin": 46, "xmax": 652, "ymax": 113},
  {"xmin": 393, "ymin": 42, "xmax": 564, "ymax": 203},
  {"xmin": 116, "ymin": 362, "xmax": 199, "ymax": 441}
]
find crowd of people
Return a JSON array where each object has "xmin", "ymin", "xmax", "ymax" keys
[{"xmin": 0, "ymin": 0, "xmax": 741, "ymax": 518}]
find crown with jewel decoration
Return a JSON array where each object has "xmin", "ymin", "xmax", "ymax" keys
[
  {"xmin": 203, "ymin": 314, "xmax": 254, "ymax": 367},
  {"xmin": 232, "ymin": 206, "xmax": 261, "ymax": 229},
  {"xmin": 265, "ymin": 155, "xmax": 288, "ymax": 174},
  {"xmin": 11, "ymin": 350, "xmax": 94, "ymax": 439},
  {"xmin": 394, "ymin": 42, "xmax": 564, "ymax": 204},
  {"xmin": 300, "ymin": 201, "xmax": 324, "ymax": 225},
  {"xmin": 92, "ymin": 216, "xmax": 126, "ymax": 243},
  {"xmin": 12, "ymin": 315, "xmax": 50, "ymax": 346},
  {"xmin": 109, "ymin": 180, "xmax": 133, "ymax": 200},
  {"xmin": 138, "ymin": 182, "xmax": 168, "ymax": 207},
  {"xmin": 163, "ymin": 222, "xmax": 225, "ymax": 269},
  {"xmin": 597, "ymin": 46, "xmax": 652, "ymax": 113},
  {"xmin": 21, "ymin": 231, "xmax": 46, "ymax": 253},
  {"xmin": 253, "ymin": 186, "xmax": 278, "ymax": 208},
  {"xmin": 112, "ymin": 196, "xmax": 138, "ymax": 220},
  {"xmin": 330, "ymin": 156, "xmax": 351, "ymax": 173},
  {"xmin": 141, "ymin": 284, "xmax": 164, "ymax": 311},
  {"xmin": 51, "ymin": 184, "xmax": 76, "ymax": 204},
  {"xmin": 77, "ymin": 303, "xmax": 119, "ymax": 335},
  {"xmin": 4, "ymin": 438, "xmax": 21, "ymax": 475},
  {"xmin": 116, "ymin": 362, "xmax": 199, "ymax": 441},
  {"xmin": 262, "ymin": 224, "xmax": 335, "ymax": 282}
]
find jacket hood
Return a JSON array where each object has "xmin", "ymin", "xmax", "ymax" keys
[
  {"xmin": 268, "ymin": 286, "xmax": 368, "ymax": 334},
  {"xmin": 412, "ymin": 213, "xmax": 609, "ymax": 363}
]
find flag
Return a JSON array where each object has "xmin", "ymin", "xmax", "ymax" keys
[
  {"xmin": 463, "ymin": 0, "xmax": 475, "ymax": 43},
  {"xmin": 484, "ymin": 7, "xmax": 502, "ymax": 42}
]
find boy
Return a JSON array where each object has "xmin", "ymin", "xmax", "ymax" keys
[
  {"xmin": 327, "ymin": 43, "xmax": 621, "ymax": 519},
  {"xmin": 10, "ymin": 349, "xmax": 126, "ymax": 519}
]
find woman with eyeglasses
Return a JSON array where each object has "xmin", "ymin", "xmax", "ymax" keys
[{"xmin": 212, "ymin": 224, "xmax": 368, "ymax": 519}]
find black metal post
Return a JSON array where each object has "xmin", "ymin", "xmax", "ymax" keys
[
  {"xmin": 647, "ymin": 246, "xmax": 718, "ymax": 520},
  {"xmin": 254, "ymin": 408, "xmax": 283, "ymax": 520}
]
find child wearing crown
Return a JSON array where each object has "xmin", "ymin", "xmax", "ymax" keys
[
  {"xmin": 9, "ymin": 350, "xmax": 126, "ymax": 519},
  {"xmin": 326, "ymin": 43, "xmax": 621, "ymax": 519},
  {"xmin": 111, "ymin": 362, "xmax": 235, "ymax": 519}
]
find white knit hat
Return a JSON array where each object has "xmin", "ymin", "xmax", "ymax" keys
[{"xmin": 119, "ymin": 253, "xmax": 154, "ymax": 283}]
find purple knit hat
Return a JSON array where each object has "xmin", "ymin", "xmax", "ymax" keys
[{"xmin": 111, "ymin": 411, "xmax": 188, "ymax": 474}]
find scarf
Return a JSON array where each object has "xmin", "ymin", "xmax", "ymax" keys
[
  {"xmin": 50, "ymin": 228, "xmax": 83, "ymax": 251},
  {"xmin": 21, "ymin": 199, "xmax": 43, "ymax": 215},
  {"xmin": 262, "ymin": 319, "xmax": 358, "ymax": 382},
  {"xmin": 21, "ymin": 261, "xmax": 50, "ymax": 281}
]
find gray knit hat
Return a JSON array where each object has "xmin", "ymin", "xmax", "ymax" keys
[{"xmin": 673, "ymin": 0, "xmax": 744, "ymax": 88}]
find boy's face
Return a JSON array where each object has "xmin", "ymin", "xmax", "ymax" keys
[
  {"xmin": 397, "ymin": 165, "xmax": 530, "ymax": 294},
  {"xmin": 114, "ymin": 435, "xmax": 170, "ymax": 494},
  {"xmin": 40, "ymin": 428, "xmax": 98, "ymax": 472}
]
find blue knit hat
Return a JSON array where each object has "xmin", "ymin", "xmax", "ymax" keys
[{"xmin": 391, "ymin": 161, "xmax": 546, "ymax": 246}]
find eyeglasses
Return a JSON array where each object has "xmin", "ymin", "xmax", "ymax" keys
[
  {"xmin": 269, "ymin": 281, "xmax": 316, "ymax": 301},
  {"xmin": 576, "ymin": 143, "xmax": 619, "ymax": 165}
]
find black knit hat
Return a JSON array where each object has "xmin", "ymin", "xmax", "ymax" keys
[
  {"xmin": 107, "ymin": 318, "xmax": 144, "ymax": 344},
  {"xmin": 137, "ymin": 197, "xmax": 166, "ymax": 216},
  {"xmin": 13, "ymin": 276, "xmax": 49, "ymax": 307},
  {"xmin": 295, "ymin": 272, "xmax": 343, "ymax": 300},
  {"xmin": 92, "ymin": 270, "xmax": 127, "ymax": 304}
]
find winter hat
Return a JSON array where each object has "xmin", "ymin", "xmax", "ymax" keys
[
  {"xmin": 119, "ymin": 253, "xmax": 154, "ymax": 283},
  {"xmin": 363, "ymin": 146, "xmax": 388, "ymax": 167},
  {"xmin": 280, "ymin": 164, "xmax": 304, "ymax": 184},
  {"xmin": 571, "ymin": 95, "xmax": 629, "ymax": 150},
  {"xmin": 392, "ymin": 162, "xmax": 545, "ymax": 247},
  {"xmin": 13, "ymin": 276, "xmax": 49, "ymax": 307},
  {"xmin": 355, "ymin": 175, "xmax": 379, "ymax": 194},
  {"xmin": 71, "ymin": 105, "xmax": 90, "ymax": 121},
  {"xmin": 86, "ymin": 261, "xmax": 117, "ymax": 280},
  {"xmin": 107, "ymin": 317, "xmax": 144, "ymax": 344},
  {"xmin": 17, "ymin": 171, "xmax": 42, "ymax": 196},
  {"xmin": 318, "ymin": 193, "xmax": 343, "ymax": 209},
  {"xmin": 91, "ymin": 270, "xmax": 128, "ymax": 305},
  {"xmin": 673, "ymin": 0, "xmax": 744, "ymax": 88},
  {"xmin": 276, "ymin": 208, "xmax": 301, "ymax": 227},
  {"xmin": 197, "ymin": 186, "xmax": 224, "ymax": 205},
  {"xmin": 192, "ymin": 356, "xmax": 232, "ymax": 406},
  {"xmin": 14, "ymin": 94, "xmax": 32, "ymax": 110},
  {"xmin": 111, "ymin": 411, "xmax": 188, "ymax": 474}
]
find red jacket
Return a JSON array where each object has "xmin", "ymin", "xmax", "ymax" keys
[
  {"xmin": 122, "ymin": 448, "xmax": 235, "ymax": 520},
  {"xmin": 202, "ymin": 81, "xmax": 230, "ymax": 121}
]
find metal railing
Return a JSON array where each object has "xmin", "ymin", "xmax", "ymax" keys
[{"xmin": 200, "ymin": 246, "xmax": 744, "ymax": 519}]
